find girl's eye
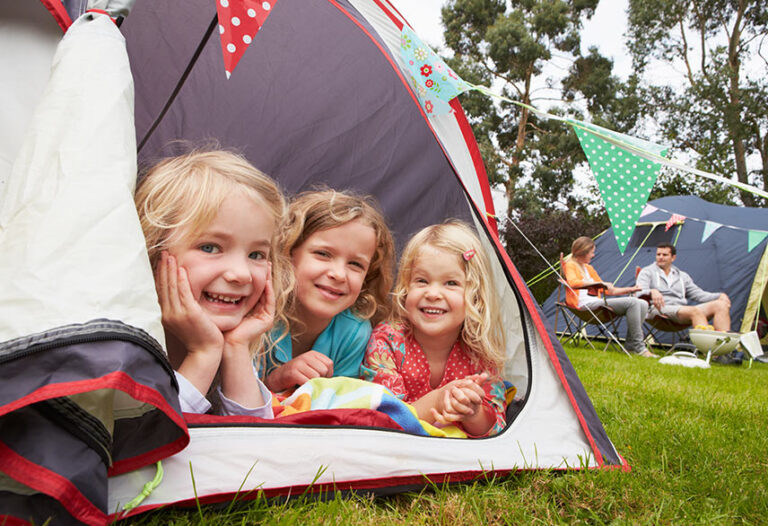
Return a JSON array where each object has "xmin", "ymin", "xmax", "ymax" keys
[
  {"xmin": 199, "ymin": 244, "xmax": 219, "ymax": 254},
  {"xmin": 313, "ymin": 250, "xmax": 330, "ymax": 258},
  {"xmin": 446, "ymin": 280, "xmax": 459, "ymax": 286},
  {"xmin": 349, "ymin": 260, "xmax": 366, "ymax": 270},
  {"xmin": 249, "ymin": 251, "xmax": 267, "ymax": 260},
  {"xmin": 414, "ymin": 278, "xmax": 428, "ymax": 284}
]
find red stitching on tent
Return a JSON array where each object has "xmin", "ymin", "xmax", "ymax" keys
[
  {"xmin": 38, "ymin": 0, "xmax": 72, "ymax": 32},
  {"xmin": 450, "ymin": 98, "xmax": 498, "ymax": 235},
  {"xmin": 0, "ymin": 440, "xmax": 106, "ymax": 526},
  {"xmin": 85, "ymin": 9, "xmax": 117, "ymax": 25},
  {"xmin": 0, "ymin": 515, "xmax": 32, "ymax": 526},
  {"xmin": 482, "ymin": 225, "xmax": 606, "ymax": 466},
  {"xmin": 113, "ymin": 463, "xmax": 618, "ymax": 519},
  {"xmin": 370, "ymin": 0, "xmax": 404, "ymax": 29},
  {"xmin": 327, "ymin": 0, "xmax": 496, "ymax": 243},
  {"xmin": 0, "ymin": 371, "xmax": 189, "ymax": 475}
]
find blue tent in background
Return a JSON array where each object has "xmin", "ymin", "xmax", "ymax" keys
[{"xmin": 541, "ymin": 195, "xmax": 768, "ymax": 346}]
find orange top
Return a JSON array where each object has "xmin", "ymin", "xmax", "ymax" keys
[{"xmin": 562, "ymin": 258, "xmax": 604, "ymax": 309}]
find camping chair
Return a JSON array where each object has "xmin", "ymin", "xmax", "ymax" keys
[
  {"xmin": 634, "ymin": 266, "xmax": 691, "ymax": 348},
  {"xmin": 555, "ymin": 254, "xmax": 622, "ymax": 352}
]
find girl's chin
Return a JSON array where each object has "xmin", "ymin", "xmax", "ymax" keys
[{"xmin": 209, "ymin": 314, "xmax": 245, "ymax": 333}]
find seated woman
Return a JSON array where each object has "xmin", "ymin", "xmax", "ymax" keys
[{"xmin": 563, "ymin": 236, "xmax": 656, "ymax": 358}]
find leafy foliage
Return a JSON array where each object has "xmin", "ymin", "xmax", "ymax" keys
[
  {"xmin": 626, "ymin": 0, "xmax": 768, "ymax": 206},
  {"xmin": 440, "ymin": 1, "xmax": 649, "ymax": 283},
  {"xmin": 501, "ymin": 208, "xmax": 609, "ymax": 302},
  {"xmin": 441, "ymin": 0, "xmax": 611, "ymax": 216}
]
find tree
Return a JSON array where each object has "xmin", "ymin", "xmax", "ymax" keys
[
  {"xmin": 501, "ymin": 209, "xmax": 608, "ymax": 302},
  {"xmin": 440, "ymin": 1, "xmax": 653, "ymax": 293},
  {"xmin": 626, "ymin": 0, "xmax": 768, "ymax": 206},
  {"xmin": 440, "ymin": 0, "xmax": 602, "ymax": 214}
]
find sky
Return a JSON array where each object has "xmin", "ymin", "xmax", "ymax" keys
[
  {"xmin": 387, "ymin": 0, "xmax": 635, "ymax": 215},
  {"xmin": 389, "ymin": 0, "xmax": 633, "ymax": 79}
]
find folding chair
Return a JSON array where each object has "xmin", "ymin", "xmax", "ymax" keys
[
  {"xmin": 554, "ymin": 254, "xmax": 621, "ymax": 352},
  {"xmin": 634, "ymin": 266, "xmax": 690, "ymax": 347}
]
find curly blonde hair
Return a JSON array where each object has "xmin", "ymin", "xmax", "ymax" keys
[
  {"xmin": 279, "ymin": 189, "xmax": 395, "ymax": 335},
  {"xmin": 134, "ymin": 148, "xmax": 293, "ymax": 357},
  {"xmin": 392, "ymin": 220, "xmax": 506, "ymax": 371}
]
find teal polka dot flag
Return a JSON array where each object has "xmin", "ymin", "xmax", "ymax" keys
[{"xmin": 571, "ymin": 121, "xmax": 668, "ymax": 254}]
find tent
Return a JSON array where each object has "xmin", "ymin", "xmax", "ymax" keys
[
  {"xmin": 0, "ymin": 2, "xmax": 188, "ymax": 525},
  {"xmin": 542, "ymin": 195, "xmax": 768, "ymax": 346},
  {"xmin": 2, "ymin": 1, "xmax": 625, "ymax": 524}
]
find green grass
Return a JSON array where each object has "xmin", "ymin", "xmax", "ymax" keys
[{"xmin": 121, "ymin": 345, "xmax": 768, "ymax": 525}]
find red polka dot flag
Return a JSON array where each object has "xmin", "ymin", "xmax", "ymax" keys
[{"xmin": 216, "ymin": 0, "xmax": 277, "ymax": 79}]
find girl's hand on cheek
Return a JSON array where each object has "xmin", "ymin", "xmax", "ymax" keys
[
  {"xmin": 265, "ymin": 351, "xmax": 334, "ymax": 392},
  {"xmin": 225, "ymin": 264, "xmax": 275, "ymax": 349},
  {"xmin": 157, "ymin": 252, "xmax": 223, "ymax": 356}
]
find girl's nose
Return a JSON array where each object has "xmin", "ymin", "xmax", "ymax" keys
[
  {"xmin": 326, "ymin": 259, "xmax": 346, "ymax": 281},
  {"xmin": 425, "ymin": 283, "xmax": 442, "ymax": 299},
  {"xmin": 223, "ymin": 257, "xmax": 252, "ymax": 284}
]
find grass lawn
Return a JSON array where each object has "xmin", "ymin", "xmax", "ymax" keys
[{"xmin": 122, "ymin": 345, "xmax": 768, "ymax": 525}]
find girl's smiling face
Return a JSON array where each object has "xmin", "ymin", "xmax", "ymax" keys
[
  {"xmin": 168, "ymin": 194, "xmax": 274, "ymax": 332},
  {"xmin": 290, "ymin": 219, "xmax": 377, "ymax": 331},
  {"xmin": 404, "ymin": 245, "xmax": 466, "ymax": 346}
]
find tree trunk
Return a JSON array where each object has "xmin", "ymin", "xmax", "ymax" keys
[
  {"xmin": 507, "ymin": 62, "xmax": 534, "ymax": 199},
  {"xmin": 726, "ymin": 1, "xmax": 754, "ymax": 206}
]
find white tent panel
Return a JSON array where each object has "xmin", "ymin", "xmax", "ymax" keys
[{"xmin": 0, "ymin": 13, "xmax": 164, "ymax": 347}]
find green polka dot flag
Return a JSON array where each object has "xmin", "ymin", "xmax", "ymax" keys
[{"xmin": 571, "ymin": 122, "xmax": 668, "ymax": 254}]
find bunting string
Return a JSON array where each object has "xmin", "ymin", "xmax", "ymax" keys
[{"xmin": 396, "ymin": 23, "xmax": 768, "ymax": 246}]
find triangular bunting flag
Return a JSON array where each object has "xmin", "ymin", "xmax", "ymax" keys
[
  {"xmin": 639, "ymin": 204, "xmax": 657, "ymax": 217},
  {"xmin": 571, "ymin": 122, "xmax": 668, "ymax": 254},
  {"xmin": 701, "ymin": 221, "xmax": 721, "ymax": 243},
  {"xmin": 399, "ymin": 27, "xmax": 471, "ymax": 116},
  {"xmin": 217, "ymin": 0, "xmax": 277, "ymax": 79},
  {"xmin": 665, "ymin": 213, "xmax": 686, "ymax": 232},
  {"xmin": 747, "ymin": 230, "xmax": 768, "ymax": 252}
]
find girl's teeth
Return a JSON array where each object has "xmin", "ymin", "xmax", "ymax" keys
[{"xmin": 207, "ymin": 293, "xmax": 240, "ymax": 304}]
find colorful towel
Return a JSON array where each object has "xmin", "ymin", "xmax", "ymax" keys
[{"xmin": 274, "ymin": 377, "xmax": 468, "ymax": 438}]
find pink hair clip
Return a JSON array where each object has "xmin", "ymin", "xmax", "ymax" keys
[{"xmin": 463, "ymin": 249, "xmax": 475, "ymax": 261}]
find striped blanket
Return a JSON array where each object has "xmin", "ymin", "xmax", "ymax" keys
[{"xmin": 274, "ymin": 377, "xmax": 468, "ymax": 438}]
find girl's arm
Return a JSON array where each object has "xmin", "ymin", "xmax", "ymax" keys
[
  {"xmin": 264, "ymin": 351, "xmax": 334, "ymax": 392},
  {"xmin": 454, "ymin": 394, "xmax": 496, "ymax": 436},
  {"xmin": 360, "ymin": 324, "xmax": 407, "ymax": 397},
  {"xmin": 431, "ymin": 374, "xmax": 507, "ymax": 437},
  {"xmin": 220, "ymin": 272, "xmax": 275, "ymax": 410},
  {"xmin": 463, "ymin": 375, "xmax": 507, "ymax": 437},
  {"xmin": 157, "ymin": 252, "xmax": 224, "ymax": 399},
  {"xmin": 420, "ymin": 377, "xmax": 486, "ymax": 426}
]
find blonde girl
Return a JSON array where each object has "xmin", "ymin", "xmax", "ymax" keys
[
  {"xmin": 361, "ymin": 220, "xmax": 507, "ymax": 437},
  {"xmin": 136, "ymin": 149, "xmax": 291, "ymax": 415},
  {"xmin": 264, "ymin": 189, "xmax": 395, "ymax": 393}
]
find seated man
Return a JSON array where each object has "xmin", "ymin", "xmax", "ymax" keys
[{"xmin": 636, "ymin": 243, "xmax": 731, "ymax": 331}]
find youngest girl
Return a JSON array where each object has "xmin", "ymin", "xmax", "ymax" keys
[
  {"xmin": 361, "ymin": 221, "xmax": 507, "ymax": 437},
  {"xmin": 135, "ymin": 149, "xmax": 291, "ymax": 415}
]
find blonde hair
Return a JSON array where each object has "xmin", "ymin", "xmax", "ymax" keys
[
  {"xmin": 393, "ymin": 220, "xmax": 506, "ymax": 371},
  {"xmin": 571, "ymin": 236, "xmax": 595, "ymax": 258},
  {"xmin": 134, "ymin": 148, "xmax": 293, "ymax": 356},
  {"xmin": 279, "ymin": 189, "xmax": 395, "ymax": 333}
]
